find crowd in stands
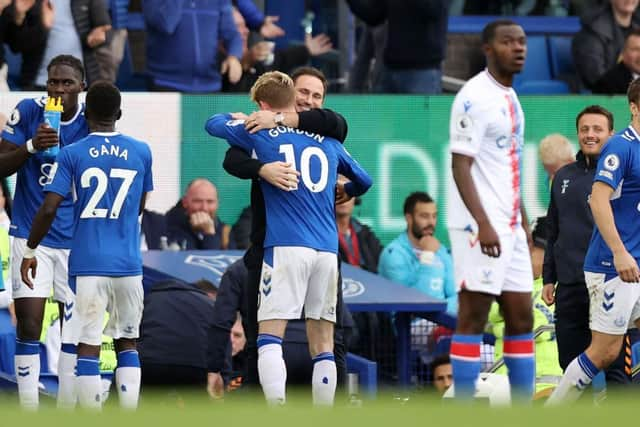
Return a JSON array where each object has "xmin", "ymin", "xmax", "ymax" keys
[{"xmin": 0, "ymin": 0, "xmax": 639, "ymax": 95}]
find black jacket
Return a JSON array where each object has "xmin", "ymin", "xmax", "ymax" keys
[
  {"xmin": 543, "ymin": 151, "xmax": 597, "ymax": 285},
  {"xmin": 346, "ymin": 0, "xmax": 448, "ymax": 70},
  {"xmin": 337, "ymin": 218, "xmax": 383, "ymax": 273},
  {"xmin": 141, "ymin": 209, "xmax": 166, "ymax": 250},
  {"xmin": 592, "ymin": 61, "xmax": 635, "ymax": 95},
  {"xmin": 0, "ymin": 1, "xmax": 48, "ymax": 88},
  {"xmin": 165, "ymin": 202, "xmax": 227, "ymax": 250},
  {"xmin": 138, "ymin": 280, "xmax": 216, "ymax": 369},
  {"xmin": 572, "ymin": 3, "xmax": 640, "ymax": 90}
]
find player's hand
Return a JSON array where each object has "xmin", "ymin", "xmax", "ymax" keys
[
  {"xmin": 32, "ymin": 123, "xmax": 59, "ymax": 151},
  {"xmin": 542, "ymin": 283, "xmax": 555, "ymax": 306},
  {"xmin": 221, "ymin": 56, "xmax": 242, "ymax": 84},
  {"xmin": 20, "ymin": 257, "xmax": 37, "ymax": 289},
  {"xmin": 207, "ymin": 372, "xmax": 225, "ymax": 400},
  {"xmin": 245, "ymin": 111, "xmax": 277, "ymax": 134},
  {"xmin": 418, "ymin": 235, "xmax": 440, "ymax": 252},
  {"xmin": 190, "ymin": 211, "xmax": 215, "ymax": 235},
  {"xmin": 260, "ymin": 16, "xmax": 285, "ymax": 39},
  {"xmin": 87, "ymin": 25, "xmax": 111, "ymax": 48},
  {"xmin": 613, "ymin": 250, "xmax": 640, "ymax": 283},
  {"xmin": 477, "ymin": 220, "xmax": 501, "ymax": 258},
  {"xmin": 230, "ymin": 112, "xmax": 248, "ymax": 121},
  {"xmin": 259, "ymin": 161, "xmax": 299, "ymax": 191},
  {"xmin": 335, "ymin": 181, "xmax": 352, "ymax": 205}
]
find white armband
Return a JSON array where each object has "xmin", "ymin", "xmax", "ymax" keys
[
  {"xmin": 26, "ymin": 139, "xmax": 36, "ymax": 154},
  {"xmin": 419, "ymin": 251, "xmax": 435, "ymax": 265},
  {"xmin": 23, "ymin": 246, "xmax": 37, "ymax": 259}
]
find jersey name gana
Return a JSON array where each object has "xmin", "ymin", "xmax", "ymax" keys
[{"xmin": 88, "ymin": 143, "xmax": 129, "ymax": 160}]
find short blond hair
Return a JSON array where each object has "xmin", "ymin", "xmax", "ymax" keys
[
  {"xmin": 250, "ymin": 71, "xmax": 295, "ymax": 110},
  {"xmin": 538, "ymin": 133, "xmax": 574, "ymax": 166}
]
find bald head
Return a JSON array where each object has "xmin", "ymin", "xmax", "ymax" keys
[{"xmin": 182, "ymin": 178, "xmax": 219, "ymax": 217}]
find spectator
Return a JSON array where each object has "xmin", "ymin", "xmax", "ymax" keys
[
  {"xmin": 348, "ymin": 23, "xmax": 386, "ymax": 93},
  {"xmin": 0, "ymin": 0, "xmax": 50, "ymax": 90},
  {"xmin": 378, "ymin": 192, "xmax": 457, "ymax": 314},
  {"xmin": 95, "ymin": 0, "xmax": 130, "ymax": 83},
  {"xmin": 346, "ymin": 0, "xmax": 449, "ymax": 94},
  {"xmin": 430, "ymin": 354, "xmax": 453, "ymax": 395},
  {"xmin": 538, "ymin": 133, "xmax": 575, "ymax": 181},
  {"xmin": 143, "ymin": 0, "xmax": 242, "ymax": 93},
  {"xmin": 222, "ymin": 7, "xmax": 332, "ymax": 93},
  {"xmin": 593, "ymin": 27, "xmax": 640, "ymax": 94},
  {"xmin": 336, "ymin": 176, "xmax": 383, "ymax": 273},
  {"xmin": 228, "ymin": 206, "xmax": 252, "ymax": 250},
  {"xmin": 234, "ymin": 0, "xmax": 284, "ymax": 39},
  {"xmin": 572, "ymin": 0, "xmax": 640, "ymax": 91},
  {"xmin": 139, "ymin": 279, "xmax": 217, "ymax": 388},
  {"xmin": 165, "ymin": 178, "xmax": 230, "ymax": 250},
  {"xmin": 32, "ymin": 0, "xmax": 112, "ymax": 89}
]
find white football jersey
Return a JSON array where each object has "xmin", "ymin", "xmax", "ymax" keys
[{"xmin": 447, "ymin": 70, "xmax": 525, "ymax": 231}]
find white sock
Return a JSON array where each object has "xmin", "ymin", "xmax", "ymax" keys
[
  {"xmin": 15, "ymin": 353, "xmax": 40, "ymax": 410},
  {"xmin": 546, "ymin": 353, "xmax": 599, "ymax": 406},
  {"xmin": 116, "ymin": 367, "xmax": 141, "ymax": 409},
  {"xmin": 258, "ymin": 343, "xmax": 287, "ymax": 405},
  {"xmin": 57, "ymin": 348, "xmax": 77, "ymax": 409},
  {"xmin": 312, "ymin": 356, "xmax": 337, "ymax": 406},
  {"xmin": 77, "ymin": 375, "xmax": 102, "ymax": 410}
]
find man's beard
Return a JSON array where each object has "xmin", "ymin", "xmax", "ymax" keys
[{"xmin": 411, "ymin": 223, "xmax": 434, "ymax": 239}]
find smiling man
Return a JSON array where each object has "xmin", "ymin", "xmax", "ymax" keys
[{"xmin": 0, "ymin": 55, "xmax": 88, "ymax": 409}]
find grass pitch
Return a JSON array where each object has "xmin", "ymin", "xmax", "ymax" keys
[{"xmin": 0, "ymin": 388, "xmax": 636, "ymax": 427}]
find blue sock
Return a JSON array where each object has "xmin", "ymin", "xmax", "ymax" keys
[
  {"xmin": 450, "ymin": 334, "xmax": 482, "ymax": 400},
  {"xmin": 503, "ymin": 333, "xmax": 535, "ymax": 402},
  {"xmin": 76, "ymin": 356, "xmax": 100, "ymax": 377},
  {"xmin": 257, "ymin": 333, "xmax": 283, "ymax": 348}
]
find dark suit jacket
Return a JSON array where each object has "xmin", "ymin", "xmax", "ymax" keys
[{"xmin": 593, "ymin": 61, "xmax": 635, "ymax": 94}]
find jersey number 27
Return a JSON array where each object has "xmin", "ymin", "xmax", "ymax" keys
[{"xmin": 80, "ymin": 167, "xmax": 137, "ymax": 219}]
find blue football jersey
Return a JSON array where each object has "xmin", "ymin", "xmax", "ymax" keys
[
  {"xmin": 2, "ymin": 97, "xmax": 89, "ymax": 248},
  {"xmin": 584, "ymin": 126, "xmax": 640, "ymax": 275},
  {"xmin": 44, "ymin": 132, "xmax": 153, "ymax": 276},
  {"xmin": 206, "ymin": 113, "xmax": 372, "ymax": 253}
]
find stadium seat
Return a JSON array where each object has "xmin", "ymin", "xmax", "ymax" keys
[
  {"xmin": 516, "ymin": 79, "xmax": 570, "ymax": 94},
  {"xmin": 346, "ymin": 352, "xmax": 377, "ymax": 397},
  {"xmin": 514, "ymin": 35, "xmax": 551, "ymax": 85},
  {"xmin": 3, "ymin": 44, "xmax": 22, "ymax": 90},
  {"xmin": 548, "ymin": 36, "xmax": 575, "ymax": 80}
]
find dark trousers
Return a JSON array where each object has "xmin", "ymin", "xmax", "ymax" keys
[
  {"xmin": 141, "ymin": 362, "xmax": 207, "ymax": 387},
  {"xmin": 555, "ymin": 282, "xmax": 639, "ymax": 384},
  {"xmin": 243, "ymin": 246, "xmax": 347, "ymax": 386}
]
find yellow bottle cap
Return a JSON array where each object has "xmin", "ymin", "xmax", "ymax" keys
[{"xmin": 45, "ymin": 96, "xmax": 64, "ymax": 112}]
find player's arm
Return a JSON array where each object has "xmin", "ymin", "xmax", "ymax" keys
[
  {"xmin": 590, "ymin": 181, "xmax": 639, "ymax": 282},
  {"xmin": 336, "ymin": 146, "xmax": 372, "ymax": 199},
  {"xmin": 245, "ymin": 109, "xmax": 348, "ymax": 142},
  {"xmin": 0, "ymin": 117, "xmax": 59, "ymax": 178},
  {"xmin": 20, "ymin": 192, "xmax": 64, "ymax": 288},
  {"xmin": 140, "ymin": 145, "xmax": 154, "ymax": 216},
  {"xmin": 205, "ymin": 113, "xmax": 254, "ymax": 152}
]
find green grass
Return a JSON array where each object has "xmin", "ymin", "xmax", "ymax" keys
[{"xmin": 1, "ymin": 389, "xmax": 637, "ymax": 426}]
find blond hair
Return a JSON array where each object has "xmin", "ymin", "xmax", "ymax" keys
[
  {"xmin": 250, "ymin": 71, "xmax": 295, "ymax": 110},
  {"xmin": 538, "ymin": 133, "xmax": 574, "ymax": 166}
]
